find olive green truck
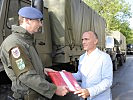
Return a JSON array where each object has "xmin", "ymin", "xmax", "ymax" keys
[
  {"xmin": 0, "ymin": 0, "xmax": 106, "ymax": 72},
  {"xmin": 0, "ymin": 0, "xmax": 106, "ymax": 99}
]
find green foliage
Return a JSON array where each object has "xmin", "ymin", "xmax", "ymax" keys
[
  {"xmin": 126, "ymin": 30, "xmax": 133, "ymax": 44},
  {"xmin": 83, "ymin": 0, "xmax": 133, "ymax": 43},
  {"xmin": 119, "ymin": 22, "xmax": 133, "ymax": 43}
]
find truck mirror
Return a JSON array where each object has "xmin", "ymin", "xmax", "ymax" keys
[
  {"xmin": 31, "ymin": 0, "xmax": 43, "ymax": 14},
  {"xmin": 7, "ymin": 17, "xmax": 18, "ymax": 29},
  {"xmin": 120, "ymin": 40, "xmax": 122, "ymax": 45},
  {"xmin": 7, "ymin": 18, "xmax": 15, "ymax": 29}
]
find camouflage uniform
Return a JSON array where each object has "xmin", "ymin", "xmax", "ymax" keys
[{"xmin": 0, "ymin": 25, "xmax": 57, "ymax": 100}]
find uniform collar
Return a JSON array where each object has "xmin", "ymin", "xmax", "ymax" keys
[{"xmin": 11, "ymin": 25, "xmax": 33, "ymax": 39}]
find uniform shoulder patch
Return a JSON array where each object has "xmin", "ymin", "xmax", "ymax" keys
[
  {"xmin": 9, "ymin": 45, "xmax": 33, "ymax": 77},
  {"xmin": 16, "ymin": 58, "xmax": 25, "ymax": 70},
  {"xmin": 11, "ymin": 47, "xmax": 20, "ymax": 58}
]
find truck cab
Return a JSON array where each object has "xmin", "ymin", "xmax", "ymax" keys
[
  {"xmin": 106, "ymin": 36, "xmax": 119, "ymax": 70},
  {"xmin": 106, "ymin": 31, "xmax": 126, "ymax": 71},
  {"xmin": 127, "ymin": 44, "xmax": 133, "ymax": 54}
]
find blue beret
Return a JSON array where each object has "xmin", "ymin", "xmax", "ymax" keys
[{"xmin": 18, "ymin": 7, "xmax": 43, "ymax": 19}]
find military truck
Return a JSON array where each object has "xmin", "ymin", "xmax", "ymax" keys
[
  {"xmin": 0, "ymin": 0, "xmax": 106, "ymax": 72},
  {"xmin": 106, "ymin": 31, "xmax": 126, "ymax": 71},
  {"xmin": 127, "ymin": 44, "xmax": 133, "ymax": 54},
  {"xmin": 0, "ymin": 0, "xmax": 106, "ymax": 99}
]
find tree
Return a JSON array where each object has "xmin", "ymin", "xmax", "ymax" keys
[
  {"xmin": 83, "ymin": 0, "xmax": 132, "ymax": 43},
  {"xmin": 119, "ymin": 22, "xmax": 133, "ymax": 43}
]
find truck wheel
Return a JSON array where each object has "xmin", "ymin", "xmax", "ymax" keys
[
  {"xmin": 113, "ymin": 58, "xmax": 118, "ymax": 71},
  {"xmin": 124, "ymin": 57, "xmax": 126, "ymax": 62}
]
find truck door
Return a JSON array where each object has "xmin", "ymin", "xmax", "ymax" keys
[
  {"xmin": 0, "ymin": 0, "xmax": 10, "ymax": 45},
  {"xmin": 0, "ymin": 0, "xmax": 31, "ymax": 45},
  {"xmin": 0, "ymin": 0, "xmax": 52, "ymax": 67}
]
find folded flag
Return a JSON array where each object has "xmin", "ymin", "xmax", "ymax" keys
[{"xmin": 48, "ymin": 71, "xmax": 81, "ymax": 92}]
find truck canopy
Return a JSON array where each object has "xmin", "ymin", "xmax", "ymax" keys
[
  {"xmin": 111, "ymin": 31, "xmax": 126, "ymax": 51},
  {"xmin": 0, "ymin": 0, "xmax": 106, "ymax": 66},
  {"xmin": 45, "ymin": 0, "xmax": 106, "ymax": 49}
]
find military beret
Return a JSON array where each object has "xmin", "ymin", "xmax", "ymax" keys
[{"xmin": 18, "ymin": 7, "xmax": 43, "ymax": 19}]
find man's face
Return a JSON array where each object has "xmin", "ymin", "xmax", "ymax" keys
[
  {"xmin": 82, "ymin": 31, "xmax": 98, "ymax": 52},
  {"xmin": 27, "ymin": 19, "xmax": 42, "ymax": 34}
]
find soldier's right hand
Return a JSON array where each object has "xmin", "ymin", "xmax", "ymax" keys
[{"xmin": 55, "ymin": 86, "xmax": 69, "ymax": 96}]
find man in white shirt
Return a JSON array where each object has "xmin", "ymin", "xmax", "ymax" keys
[{"xmin": 73, "ymin": 31, "xmax": 113, "ymax": 100}]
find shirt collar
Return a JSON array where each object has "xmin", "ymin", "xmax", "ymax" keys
[{"xmin": 85, "ymin": 48, "xmax": 98, "ymax": 57}]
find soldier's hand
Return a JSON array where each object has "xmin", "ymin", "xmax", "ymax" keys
[
  {"xmin": 55, "ymin": 86, "xmax": 69, "ymax": 96},
  {"xmin": 74, "ymin": 88, "xmax": 90, "ymax": 99},
  {"xmin": 44, "ymin": 68, "xmax": 57, "ymax": 75}
]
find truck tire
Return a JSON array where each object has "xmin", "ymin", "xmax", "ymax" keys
[
  {"xmin": 124, "ymin": 56, "xmax": 126, "ymax": 62},
  {"xmin": 119, "ymin": 56, "xmax": 124, "ymax": 66},
  {"xmin": 113, "ymin": 58, "xmax": 118, "ymax": 71}
]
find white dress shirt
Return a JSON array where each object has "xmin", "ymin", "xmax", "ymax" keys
[{"xmin": 73, "ymin": 48, "xmax": 113, "ymax": 100}]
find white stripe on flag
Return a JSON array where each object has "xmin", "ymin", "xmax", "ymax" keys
[{"xmin": 60, "ymin": 71, "xmax": 75, "ymax": 91}]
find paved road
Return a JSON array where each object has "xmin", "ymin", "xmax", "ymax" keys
[{"xmin": 112, "ymin": 55, "xmax": 133, "ymax": 100}]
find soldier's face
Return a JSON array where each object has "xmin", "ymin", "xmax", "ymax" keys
[
  {"xmin": 28, "ymin": 19, "xmax": 42, "ymax": 34},
  {"xmin": 82, "ymin": 31, "xmax": 98, "ymax": 52}
]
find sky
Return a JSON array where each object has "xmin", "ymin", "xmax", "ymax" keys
[{"xmin": 125, "ymin": 0, "xmax": 133, "ymax": 29}]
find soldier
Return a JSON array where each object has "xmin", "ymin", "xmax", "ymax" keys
[{"xmin": 0, "ymin": 7, "xmax": 68, "ymax": 100}]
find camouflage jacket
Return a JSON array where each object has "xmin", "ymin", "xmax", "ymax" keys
[{"xmin": 0, "ymin": 25, "xmax": 56, "ymax": 100}]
